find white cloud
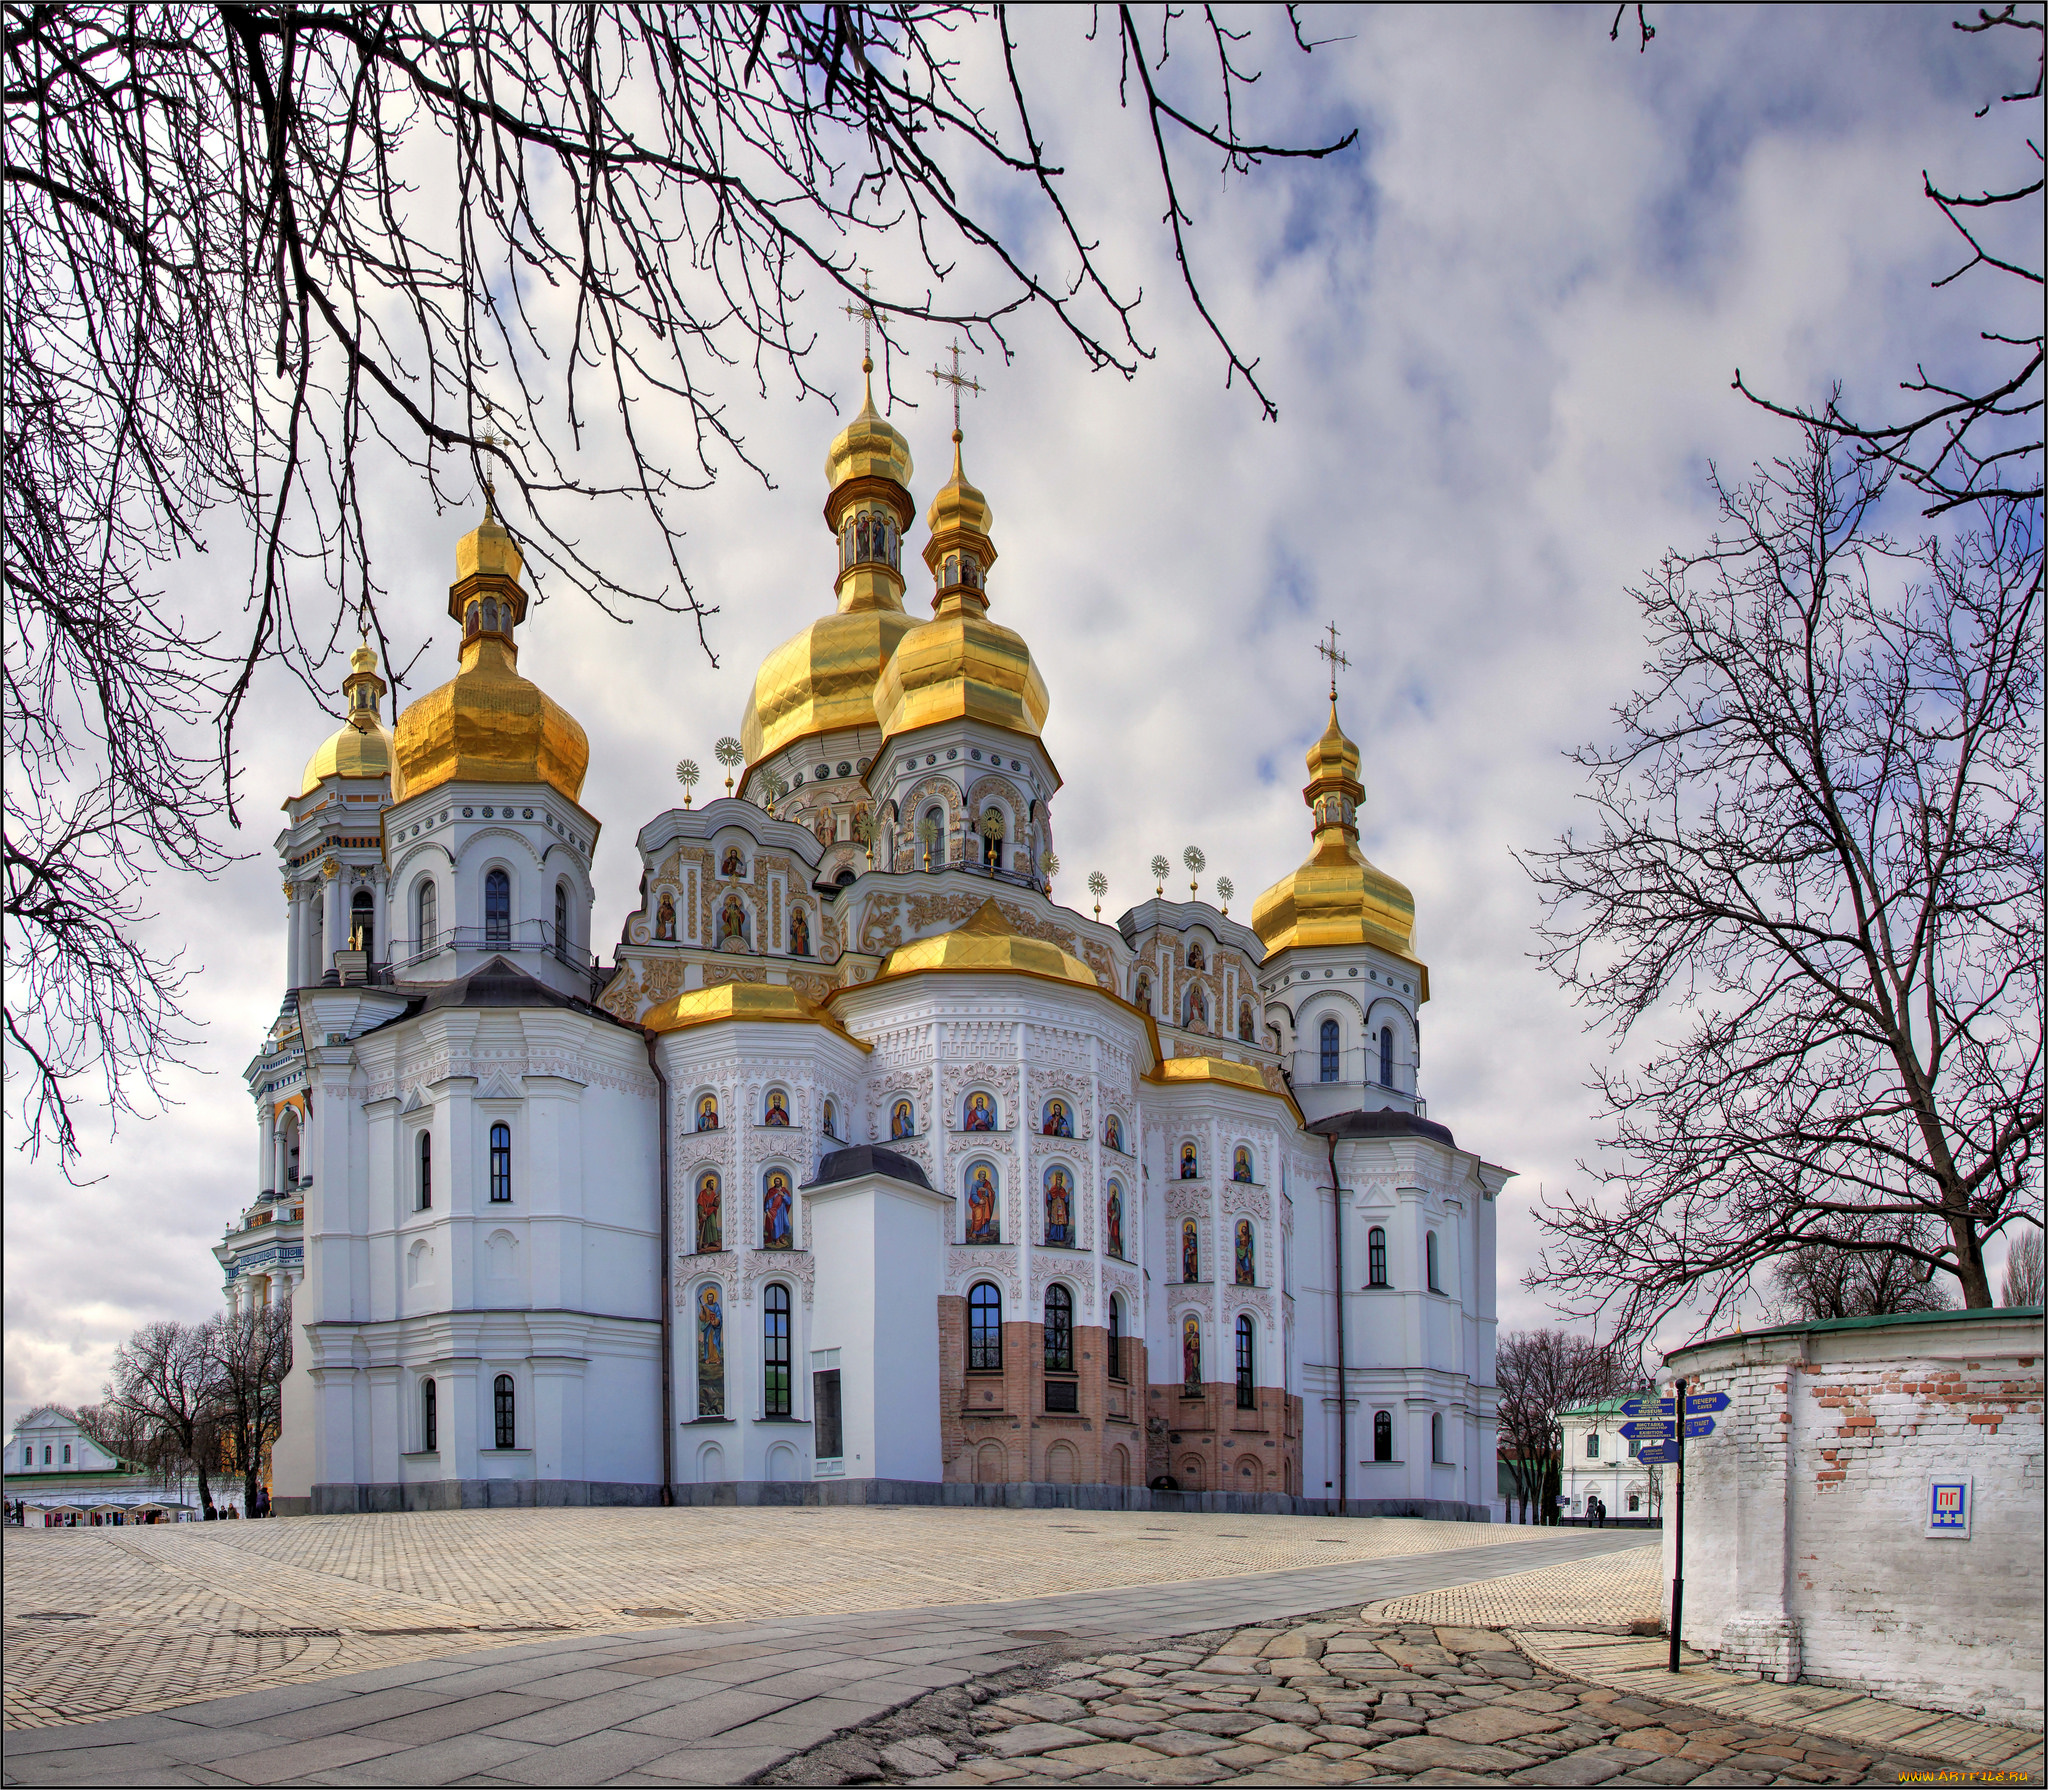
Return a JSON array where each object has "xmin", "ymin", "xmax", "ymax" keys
[{"xmin": 7, "ymin": 6, "xmax": 2032, "ymax": 1423}]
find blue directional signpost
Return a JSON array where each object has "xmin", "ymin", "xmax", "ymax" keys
[{"xmin": 1619, "ymin": 1385, "xmax": 1729, "ymax": 1669}]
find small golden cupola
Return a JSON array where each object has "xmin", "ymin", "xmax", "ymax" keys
[
  {"xmin": 1250, "ymin": 693, "xmax": 1429, "ymax": 996},
  {"xmin": 390, "ymin": 503, "xmax": 590, "ymax": 805},
  {"xmin": 298, "ymin": 641, "xmax": 393, "ymax": 796},
  {"xmin": 739, "ymin": 358, "xmax": 921, "ymax": 769},
  {"xmin": 873, "ymin": 427, "xmax": 1049, "ymax": 743}
]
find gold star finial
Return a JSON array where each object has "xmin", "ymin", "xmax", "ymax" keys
[
  {"xmin": 1316, "ymin": 620, "xmax": 1350, "ymax": 700},
  {"xmin": 931, "ymin": 339, "xmax": 983, "ymax": 436}
]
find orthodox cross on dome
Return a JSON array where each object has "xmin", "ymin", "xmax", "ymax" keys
[
  {"xmin": 931, "ymin": 339, "xmax": 983, "ymax": 435},
  {"xmin": 1316, "ymin": 619, "xmax": 1350, "ymax": 700},
  {"xmin": 843, "ymin": 267, "xmax": 878, "ymax": 367}
]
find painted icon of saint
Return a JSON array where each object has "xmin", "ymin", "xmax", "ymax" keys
[
  {"xmin": 1044, "ymin": 1169, "xmax": 1072, "ymax": 1247},
  {"xmin": 697, "ymin": 1285, "xmax": 725, "ymax": 1417},
  {"xmin": 1180, "ymin": 1141, "xmax": 1199, "ymax": 1180},
  {"xmin": 1103, "ymin": 1114, "xmax": 1123, "ymax": 1153},
  {"xmin": 966, "ymin": 1164, "xmax": 999, "ymax": 1243},
  {"xmin": 721, "ymin": 848, "xmax": 745, "ymax": 878},
  {"xmin": 1106, "ymin": 1184, "xmax": 1124, "ymax": 1259},
  {"xmin": 789, "ymin": 908, "xmax": 810, "ymax": 956},
  {"xmin": 721, "ymin": 895, "xmax": 747, "ymax": 943},
  {"xmin": 696, "ymin": 1093, "xmax": 719, "ymax": 1132},
  {"xmin": 1182, "ymin": 1218, "xmax": 1200, "ymax": 1284},
  {"xmin": 891, "ymin": 1098, "xmax": 915, "ymax": 1140},
  {"xmin": 1181, "ymin": 1314, "xmax": 1201, "ymax": 1392},
  {"xmin": 964, "ymin": 1092, "xmax": 996, "ymax": 1132},
  {"xmin": 763, "ymin": 1089, "xmax": 790, "ymax": 1127},
  {"xmin": 696, "ymin": 1173, "xmax": 722, "ymax": 1253},
  {"xmin": 762, "ymin": 1171, "xmax": 793, "ymax": 1248},
  {"xmin": 1233, "ymin": 1146, "xmax": 1253, "ymax": 1184},
  {"xmin": 822, "ymin": 1098, "xmax": 837, "ymax": 1140},
  {"xmin": 1042, "ymin": 1098, "xmax": 1072, "ymax": 1138},
  {"xmin": 1235, "ymin": 1218, "xmax": 1256, "ymax": 1286},
  {"xmin": 656, "ymin": 896, "xmax": 676, "ymax": 941}
]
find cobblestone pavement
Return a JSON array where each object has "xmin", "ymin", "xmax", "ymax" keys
[
  {"xmin": 3, "ymin": 1507, "xmax": 1552, "ymax": 1730},
  {"xmin": 780, "ymin": 1615, "xmax": 2026, "ymax": 1787},
  {"xmin": 1363, "ymin": 1543, "xmax": 1662, "ymax": 1630}
]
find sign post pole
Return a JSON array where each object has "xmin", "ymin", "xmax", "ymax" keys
[{"xmin": 1668, "ymin": 1377, "xmax": 1686, "ymax": 1673}]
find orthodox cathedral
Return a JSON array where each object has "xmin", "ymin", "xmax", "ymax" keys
[{"xmin": 236, "ymin": 362, "xmax": 1507, "ymax": 1519}]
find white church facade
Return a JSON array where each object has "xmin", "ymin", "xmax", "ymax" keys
[{"xmin": 243, "ymin": 370, "xmax": 1508, "ymax": 1518}]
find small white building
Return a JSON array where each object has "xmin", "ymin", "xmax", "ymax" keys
[
  {"xmin": 1663, "ymin": 1307, "xmax": 2044, "ymax": 1728},
  {"xmin": 4, "ymin": 1407, "xmax": 204, "ymax": 1524},
  {"xmin": 1558, "ymin": 1397, "xmax": 1660, "ymax": 1524}
]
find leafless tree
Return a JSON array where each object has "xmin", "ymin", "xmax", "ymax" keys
[
  {"xmin": 3, "ymin": 4, "xmax": 1355, "ymax": 1173},
  {"xmin": 1736, "ymin": 8, "xmax": 2042, "ymax": 515},
  {"xmin": 2004, "ymin": 1227, "xmax": 2045, "ymax": 1305},
  {"xmin": 204, "ymin": 1300, "xmax": 293, "ymax": 1517},
  {"xmin": 1525, "ymin": 430, "xmax": 2041, "ymax": 1339},
  {"xmin": 101, "ymin": 1318, "xmax": 220, "ymax": 1514},
  {"xmin": 1495, "ymin": 1330, "xmax": 1624, "ymax": 1524},
  {"xmin": 1770, "ymin": 1218, "xmax": 1959, "ymax": 1322}
]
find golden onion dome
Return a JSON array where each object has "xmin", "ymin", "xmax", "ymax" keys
[
  {"xmin": 871, "ymin": 897, "xmax": 1098, "ymax": 989},
  {"xmin": 644, "ymin": 980, "xmax": 869, "ymax": 1048},
  {"xmin": 874, "ymin": 431, "xmax": 1049, "ymax": 743},
  {"xmin": 1250, "ymin": 696, "xmax": 1429, "ymax": 996},
  {"xmin": 298, "ymin": 643, "xmax": 393, "ymax": 796},
  {"xmin": 824, "ymin": 362, "xmax": 914, "ymax": 491},
  {"xmin": 390, "ymin": 511, "xmax": 591, "ymax": 806}
]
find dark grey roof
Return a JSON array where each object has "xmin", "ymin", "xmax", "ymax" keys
[
  {"xmin": 804, "ymin": 1145, "xmax": 935, "ymax": 1192},
  {"xmin": 1307, "ymin": 1108, "xmax": 1457, "ymax": 1149},
  {"xmin": 364, "ymin": 957, "xmax": 634, "ymax": 1034}
]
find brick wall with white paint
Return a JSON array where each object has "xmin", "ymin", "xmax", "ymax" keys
[{"xmin": 1662, "ymin": 1308, "xmax": 2043, "ymax": 1728}]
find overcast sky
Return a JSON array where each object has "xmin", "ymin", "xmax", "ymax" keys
[{"xmin": 7, "ymin": 6, "xmax": 2038, "ymax": 1430}]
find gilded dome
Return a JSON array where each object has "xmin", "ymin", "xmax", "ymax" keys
[
  {"xmin": 644, "ymin": 980, "xmax": 868, "ymax": 1049},
  {"xmin": 1250, "ymin": 697, "xmax": 1429, "ymax": 995},
  {"xmin": 298, "ymin": 643, "xmax": 393, "ymax": 796},
  {"xmin": 389, "ymin": 513, "xmax": 591, "ymax": 806},
  {"xmin": 824, "ymin": 362, "xmax": 913, "ymax": 492},
  {"xmin": 872, "ymin": 897, "xmax": 1098, "ymax": 989}
]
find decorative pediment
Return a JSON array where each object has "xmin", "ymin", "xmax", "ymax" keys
[
  {"xmin": 402, "ymin": 1085, "xmax": 430, "ymax": 1114},
  {"xmin": 477, "ymin": 1073, "xmax": 520, "ymax": 1103}
]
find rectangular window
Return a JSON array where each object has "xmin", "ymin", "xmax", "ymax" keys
[
  {"xmin": 494, "ymin": 1375, "xmax": 516, "ymax": 1449},
  {"xmin": 422, "ymin": 1379, "xmax": 438, "ymax": 1453},
  {"xmin": 813, "ymin": 1369, "xmax": 843, "ymax": 1459},
  {"xmin": 1044, "ymin": 1379, "xmax": 1079, "ymax": 1413},
  {"xmin": 1367, "ymin": 1227, "xmax": 1388, "ymax": 1288},
  {"xmin": 763, "ymin": 1287, "xmax": 792, "ymax": 1418},
  {"xmin": 489, "ymin": 1123, "xmax": 512, "ymax": 1202}
]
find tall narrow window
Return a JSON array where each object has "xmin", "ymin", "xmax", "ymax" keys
[
  {"xmin": 489, "ymin": 1123, "xmax": 512, "ymax": 1202},
  {"xmin": 416, "ymin": 1131, "xmax": 431, "ymax": 1211},
  {"xmin": 1587, "ymin": 1431, "xmax": 1601, "ymax": 1459},
  {"xmin": 1235, "ymin": 1315, "xmax": 1256, "ymax": 1410},
  {"xmin": 484, "ymin": 868, "xmax": 511, "ymax": 945},
  {"xmin": 1320, "ymin": 1017, "xmax": 1340, "ymax": 1082},
  {"xmin": 1432, "ymin": 1411, "xmax": 1446, "ymax": 1462},
  {"xmin": 967, "ymin": 1281, "xmax": 1003, "ymax": 1371},
  {"xmin": 350, "ymin": 889, "xmax": 375, "ymax": 958},
  {"xmin": 813, "ymin": 1367, "xmax": 843, "ymax": 1458},
  {"xmin": 494, "ymin": 1375, "xmax": 515, "ymax": 1449},
  {"xmin": 1043, "ymin": 1285, "xmax": 1074, "ymax": 1374},
  {"xmin": 1426, "ymin": 1231, "xmax": 1441, "ymax": 1292},
  {"xmin": 422, "ymin": 1378, "xmax": 438, "ymax": 1452},
  {"xmin": 1107, "ymin": 1294, "xmax": 1125, "ymax": 1381},
  {"xmin": 1380, "ymin": 1025, "xmax": 1395, "ymax": 1087},
  {"xmin": 554, "ymin": 881, "xmax": 570, "ymax": 954},
  {"xmin": 285, "ymin": 1122, "xmax": 300, "ymax": 1187},
  {"xmin": 1367, "ymin": 1226, "xmax": 1389, "ymax": 1287},
  {"xmin": 1373, "ymin": 1409, "xmax": 1394, "ymax": 1461},
  {"xmin": 417, "ymin": 878, "xmax": 438, "ymax": 953},
  {"xmin": 764, "ymin": 1285, "xmax": 792, "ymax": 1416}
]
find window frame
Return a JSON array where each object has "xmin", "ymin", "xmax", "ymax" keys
[
  {"xmin": 1234, "ymin": 1314, "xmax": 1256, "ymax": 1410},
  {"xmin": 422, "ymin": 1378, "xmax": 438, "ymax": 1452},
  {"xmin": 1043, "ymin": 1284, "xmax": 1075, "ymax": 1375},
  {"xmin": 1107, "ymin": 1294, "xmax": 1125, "ymax": 1381},
  {"xmin": 1320, "ymin": 1016, "xmax": 1340, "ymax": 1082},
  {"xmin": 489, "ymin": 1122, "xmax": 512, "ymax": 1203},
  {"xmin": 493, "ymin": 1374, "xmax": 516, "ymax": 1449},
  {"xmin": 1431, "ymin": 1411, "xmax": 1446, "ymax": 1463},
  {"xmin": 416, "ymin": 1129, "xmax": 432, "ymax": 1211},
  {"xmin": 484, "ymin": 867, "xmax": 512, "ymax": 945},
  {"xmin": 763, "ymin": 1284, "xmax": 793, "ymax": 1417},
  {"xmin": 1373, "ymin": 1408, "xmax": 1394, "ymax": 1462},
  {"xmin": 1380, "ymin": 1023, "xmax": 1395, "ymax": 1087},
  {"xmin": 967, "ymin": 1281, "xmax": 1003, "ymax": 1371},
  {"xmin": 1426, "ymin": 1230, "xmax": 1441, "ymax": 1293},
  {"xmin": 1367, "ymin": 1226, "xmax": 1389, "ymax": 1288}
]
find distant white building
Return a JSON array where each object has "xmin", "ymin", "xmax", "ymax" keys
[
  {"xmin": 1558, "ymin": 1397, "xmax": 1660, "ymax": 1523},
  {"xmin": 4, "ymin": 1407, "xmax": 203, "ymax": 1524}
]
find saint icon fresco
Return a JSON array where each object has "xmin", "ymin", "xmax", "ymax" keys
[
  {"xmin": 891, "ymin": 1098, "xmax": 915, "ymax": 1140},
  {"xmin": 1181, "ymin": 1313, "xmax": 1202, "ymax": 1392},
  {"xmin": 655, "ymin": 895, "xmax": 676, "ymax": 941},
  {"xmin": 789, "ymin": 907, "xmax": 810, "ymax": 956},
  {"xmin": 1235, "ymin": 1218, "xmax": 1256, "ymax": 1286},
  {"xmin": 963, "ymin": 1091, "xmax": 996, "ymax": 1132},
  {"xmin": 695, "ymin": 1092, "xmax": 719, "ymax": 1132},
  {"xmin": 1181, "ymin": 1217, "xmax": 1200, "ymax": 1284},
  {"xmin": 1042, "ymin": 1097, "xmax": 1073, "ymax": 1138},
  {"xmin": 822, "ymin": 1098, "xmax": 837, "ymax": 1140},
  {"xmin": 696, "ymin": 1284, "xmax": 725, "ymax": 1417},
  {"xmin": 695, "ymin": 1171, "xmax": 722, "ymax": 1253},
  {"xmin": 1180, "ymin": 1141, "xmax": 1199, "ymax": 1180},
  {"xmin": 1105, "ymin": 1183, "xmax": 1124, "ymax": 1259},
  {"xmin": 965, "ymin": 1162, "xmax": 999, "ymax": 1243},
  {"xmin": 720, "ymin": 847, "xmax": 746, "ymax": 878},
  {"xmin": 720, "ymin": 895, "xmax": 748, "ymax": 945},
  {"xmin": 763, "ymin": 1089, "xmax": 790, "ymax": 1126},
  {"xmin": 1102, "ymin": 1113, "xmax": 1123, "ymax": 1153},
  {"xmin": 1044, "ymin": 1168, "xmax": 1073, "ymax": 1247},
  {"xmin": 1233, "ymin": 1146, "xmax": 1254, "ymax": 1184},
  {"xmin": 762, "ymin": 1170, "xmax": 793, "ymax": 1248}
]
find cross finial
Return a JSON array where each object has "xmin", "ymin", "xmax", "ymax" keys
[
  {"xmin": 477, "ymin": 424, "xmax": 502, "ymax": 519},
  {"xmin": 1316, "ymin": 620, "xmax": 1350, "ymax": 700},
  {"xmin": 930, "ymin": 339, "xmax": 983, "ymax": 435},
  {"xmin": 843, "ymin": 267, "xmax": 878, "ymax": 369}
]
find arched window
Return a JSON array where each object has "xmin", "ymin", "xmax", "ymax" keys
[
  {"xmin": 555, "ymin": 881, "xmax": 571, "ymax": 954},
  {"xmin": 1587, "ymin": 1430, "xmax": 1601, "ymax": 1459},
  {"xmin": 284, "ymin": 1117, "xmax": 300, "ymax": 1187},
  {"xmin": 1373, "ymin": 1409, "xmax": 1394, "ymax": 1461},
  {"xmin": 1043, "ymin": 1285, "xmax": 1074, "ymax": 1373},
  {"xmin": 484, "ymin": 869, "xmax": 511, "ymax": 945},
  {"xmin": 1426, "ymin": 1231, "xmax": 1441, "ymax": 1292},
  {"xmin": 493, "ymin": 1375, "xmax": 515, "ymax": 1449},
  {"xmin": 1234, "ymin": 1219, "xmax": 1256, "ymax": 1286},
  {"xmin": 1235, "ymin": 1315, "xmax": 1256, "ymax": 1410},
  {"xmin": 489, "ymin": 1123, "xmax": 512, "ymax": 1202},
  {"xmin": 1367, "ymin": 1226, "xmax": 1388, "ymax": 1287},
  {"xmin": 350, "ymin": 889, "xmax": 375, "ymax": 958},
  {"xmin": 416, "ymin": 1131, "xmax": 431, "ymax": 1211},
  {"xmin": 1380, "ymin": 1024, "xmax": 1395, "ymax": 1087},
  {"xmin": 968, "ymin": 1282, "xmax": 1002, "ymax": 1371},
  {"xmin": 1432, "ymin": 1412, "xmax": 1446, "ymax": 1463},
  {"xmin": 417, "ymin": 878, "xmax": 438, "ymax": 953},
  {"xmin": 1320, "ymin": 1017, "xmax": 1340, "ymax": 1082},
  {"xmin": 422, "ymin": 1378, "xmax": 438, "ymax": 1452},
  {"xmin": 764, "ymin": 1284, "xmax": 792, "ymax": 1417},
  {"xmin": 1107, "ymin": 1294, "xmax": 1125, "ymax": 1382}
]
